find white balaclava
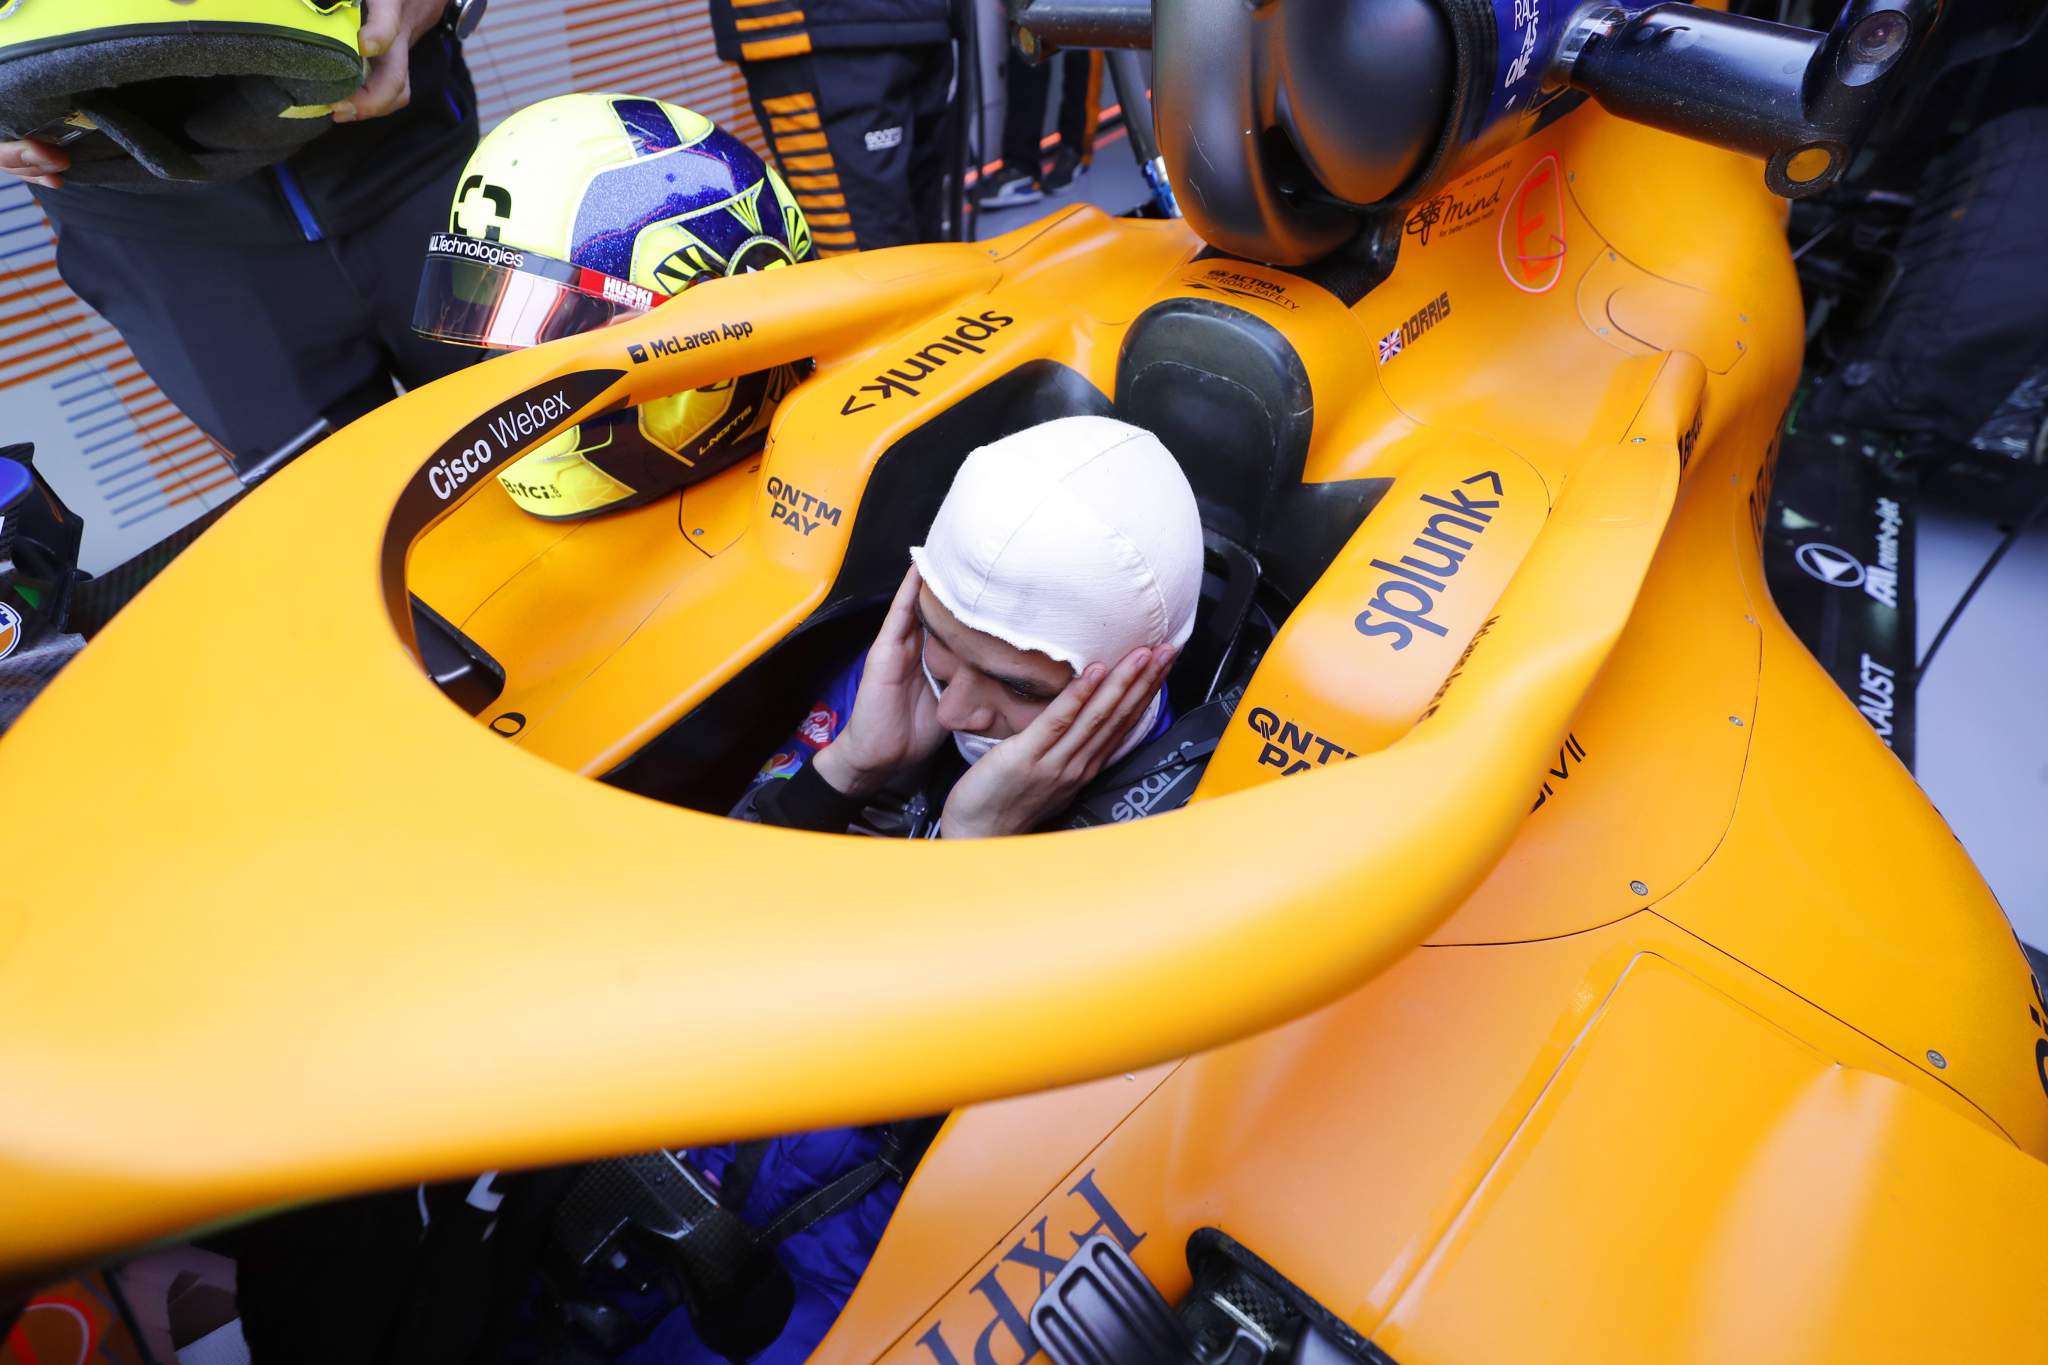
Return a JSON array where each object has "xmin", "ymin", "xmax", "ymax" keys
[{"xmin": 909, "ymin": 415, "xmax": 1204, "ymax": 766}]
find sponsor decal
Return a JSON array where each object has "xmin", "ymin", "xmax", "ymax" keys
[
  {"xmin": 428, "ymin": 232, "xmax": 524, "ymax": 269},
  {"xmin": 499, "ymin": 478, "xmax": 558, "ymax": 503},
  {"xmin": 1677, "ymin": 409, "xmax": 1702, "ymax": 472},
  {"xmin": 1353, "ymin": 471, "xmax": 1506, "ymax": 650},
  {"xmin": 1794, "ymin": 541, "xmax": 1865, "ymax": 590},
  {"xmin": 1245, "ymin": 706, "xmax": 1356, "ymax": 776},
  {"xmin": 0, "ymin": 600, "xmax": 20, "ymax": 661},
  {"xmin": 865, "ymin": 125, "xmax": 905, "ymax": 152},
  {"xmin": 1499, "ymin": 153, "xmax": 1566, "ymax": 294},
  {"xmin": 1417, "ymin": 614, "xmax": 1500, "ymax": 723},
  {"xmin": 1378, "ymin": 291, "xmax": 1451, "ymax": 366},
  {"xmin": 912, "ymin": 1170, "xmax": 1142, "ymax": 1365},
  {"xmin": 758, "ymin": 750, "xmax": 804, "ymax": 781},
  {"xmin": 1110, "ymin": 767, "xmax": 1199, "ymax": 822},
  {"xmin": 1404, "ymin": 160, "xmax": 1509, "ymax": 246},
  {"xmin": 1856, "ymin": 653, "xmax": 1896, "ymax": 748},
  {"xmin": 764, "ymin": 475, "xmax": 842, "ymax": 536},
  {"xmin": 1866, "ymin": 496, "xmax": 1902, "ymax": 609},
  {"xmin": 1188, "ymin": 268, "xmax": 1301, "ymax": 312},
  {"xmin": 599, "ymin": 274, "xmax": 657, "ymax": 311},
  {"xmin": 424, "ymin": 389, "xmax": 574, "ymax": 502},
  {"xmin": 628, "ymin": 319, "xmax": 755, "ymax": 365},
  {"xmin": 840, "ymin": 312, "xmax": 1016, "ymax": 416},
  {"xmin": 798, "ymin": 705, "xmax": 838, "ymax": 747},
  {"xmin": 1530, "ymin": 731, "xmax": 1587, "ymax": 811},
  {"xmin": 1501, "ymin": 0, "xmax": 1545, "ymax": 106}
]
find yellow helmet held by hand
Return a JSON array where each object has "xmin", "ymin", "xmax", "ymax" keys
[
  {"xmin": 414, "ymin": 93, "xmax": 816, "ymax": 520},
  {"xmin": 0, "ymin": 0, "xmax": 366, "ymax": 187}
]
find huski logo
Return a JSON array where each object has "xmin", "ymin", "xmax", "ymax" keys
[
  {"xmin": 600, "ymin": 275, "xmax": 656, "ymax": 311},
  {"xmin": 1354, "ymin": 471, "xmax": 1505, "ymax": 649},
  {"xmin": 840, "ymin": 312, "xmax": 1015, "ymax": 415}
]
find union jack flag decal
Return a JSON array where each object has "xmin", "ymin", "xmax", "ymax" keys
[{"xmin": 1378, "ymin": 327, "xmax": 1405, "ymax": 364}]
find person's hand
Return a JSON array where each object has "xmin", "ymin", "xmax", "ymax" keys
[
  {"xmin": 813, "ymin": 566, "xmax": 952, "ymax": 799},
  {"xmin": 0, "ymin": 139, "xmax": 68, "ymax": 189},
  {"xmin": 939, "ymin": 643, "xmax": 1174, "ymax": 839},
  {"xmin": 332, "ymin": 0, "xmax": 449, "ymax": 124}
]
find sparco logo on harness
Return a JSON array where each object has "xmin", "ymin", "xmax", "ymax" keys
[
  {"xmin": 839, "ymin": 311, "xmax": 1016, "ymax": 415},
  {"xmin": 1354, "ymin": 471, "xmax": 1505, "ymax": 649}
]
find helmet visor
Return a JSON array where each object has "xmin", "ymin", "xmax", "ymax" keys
[{"xmin": 412, "ymin": 233, "xmax": 665, "ymax": 350}]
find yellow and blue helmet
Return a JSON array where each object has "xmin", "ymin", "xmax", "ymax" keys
[{"xmin": 414, "ymin": 92, "xmax": 815, "ymax": 520}]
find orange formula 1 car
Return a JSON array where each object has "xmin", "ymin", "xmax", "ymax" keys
[{"xmin": 5, "ymin": 0, "xmax": 2048, "ymax": 1361}]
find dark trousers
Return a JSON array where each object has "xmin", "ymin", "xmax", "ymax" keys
[
  {"xmin": 51, "ymin": 160, "xmax": 478, "ymax": 476},
  {"xmin": 1001, "ymin": 49, "xmax": 1102, "ymax": 173},
  {"xmin": 741, "ymin": 43, "xmax": 955, "ymax": 252}
]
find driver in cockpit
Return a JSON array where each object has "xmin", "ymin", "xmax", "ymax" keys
[{"xmin": 735, "ymin": 413, "xmax": 1201, "ymax": 839}]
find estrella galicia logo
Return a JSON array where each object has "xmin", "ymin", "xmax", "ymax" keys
[{"xmin": 0, "ymin": 600, "xmax": 21, "ymax": 661}]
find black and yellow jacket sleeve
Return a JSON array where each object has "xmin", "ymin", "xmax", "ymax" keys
[{"xmin": 708, "ymin": 0, "xmax": 950, "ymax": 63}]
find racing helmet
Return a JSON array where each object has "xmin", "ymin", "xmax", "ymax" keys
[
  {"xmin": 414, "ymin": 93, "xmax": 815, "ymax": 520},
  {"xmin": 0, "ymin": 0, "xmax": 366, "ymax": 189}
]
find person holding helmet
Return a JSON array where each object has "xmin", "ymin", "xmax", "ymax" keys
[
  {"xmin": 1, "ymin": 0, "xmax": 482, "ymax": 477},
  {"xmin": 412, "ymin": 92, "xmax": 814, "ymax": 517}
]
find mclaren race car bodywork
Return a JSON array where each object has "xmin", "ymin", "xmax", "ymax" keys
[{"xmin": 5, "ymin": 28, "xmax": 2048, "ymax": 1363}]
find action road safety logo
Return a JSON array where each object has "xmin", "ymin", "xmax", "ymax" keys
[
  {"xmin": 1499, "ymin": 153, "xmax": 1566, "ymax": 294},
  {"xmin": 0, "ymin": 601, "xmax": 21, "ymax": 662}
]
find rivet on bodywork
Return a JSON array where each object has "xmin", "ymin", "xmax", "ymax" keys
[
  {"xmin": 1630, "ymin": 880, "xmax": 1649, "ymax": 896},
  {"xmin": 1729, "ymin": 715, "xmax": 1744, "ymax": 726},
  {"xmin": 1927, "ymin": 1050, "xmax": 1948, "ymax": 1069}
]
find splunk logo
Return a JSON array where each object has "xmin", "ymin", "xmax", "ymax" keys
[
  {"xmin": 839, "ymin": 311, "xmax": 1016, "ymax": 414},
  {"xmin": 1353, "ymin": 471, "xmax": 1505, "ymax": 650}
]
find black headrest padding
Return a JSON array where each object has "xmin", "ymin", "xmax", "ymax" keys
[{"xmin": 1116, "ymin": 296, "xmax": 1387, "ymax": 603}]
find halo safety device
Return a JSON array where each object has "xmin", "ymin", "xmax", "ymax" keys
[
  {"xmin": 413, "ymin": 92, "xmax": 817, "ymax": 521},
  {"xmin": 0, "ymin": 0, "xmax": 367, "ymax": 189}
]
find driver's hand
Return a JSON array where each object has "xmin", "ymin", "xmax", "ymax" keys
[
  {"xmin": 939, "ymin": 643, "xmax": 1174, "ymax": 839},
  {"xmin": 0, "ymin": 139, "xmax": 68, "ymax": 189},
  {"xmin": 813, "ymin": 566, "xmax": 951, "ymax": 799},
  {"xmin": 332, "ymin": 0, "xmax": 449, "ymax": 123}
]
